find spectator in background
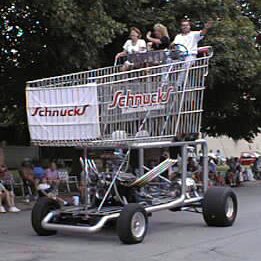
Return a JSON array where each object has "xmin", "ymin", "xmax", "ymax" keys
[
  {"xmin": 146, "ymin": 23, "xmax": 170, "ymax": 50},
  {"xmin": 37, "ymin": 177, "xmax": 68, "ymax": 206},
  {"xmin": 215, "ymin": 149, "xmax": 222, "ymax": 158},
  {"xmin": 45, "ymin": 161, "xmax": 60, "ymax": 189},
  {"xmin": 160, "ymin": 150, "xmax": 171, "ymax": 178},
  {"xmin": 20, "ymin": 160, "xmax": 36, "ymax": 202},
  {"xmin": 216, "ymin": 158, "xmax": 229, "ymax": 186},
  {"xmin": 33, "ymin": 160, "xmax": 45, "ymax": 184},
  {"xmin": 187, "ymin": 156, "xmax": 199, "ymax": 180},
  {"xmin": 0, "ymin": 164, "xmax": 21, "ymax": 212},
  {"xmin": 0, "ymin": 186, "xmax": 5, "ymax": 212},
  {"xmin": 253, "ymin": 156, "xmax": 261, "ymax": 180},
  {"xmin": 208, "ymin": 157, "xmax": 217, "ymax": 186},
  {"xmin": 226, "ymin": 158, "xmax": 237, "ymax": 187},
  {"xmin": 234, "ymin": 157, "xmax": 242, "ymax": 185}
]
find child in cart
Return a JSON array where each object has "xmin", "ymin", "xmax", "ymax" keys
[{"xmin": 37, "ymin": 177, "xmax": 69, "ymax": 206}]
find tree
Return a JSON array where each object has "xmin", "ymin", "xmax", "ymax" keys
[
  {"xmin": 0, "ymin": 0, "xmax": 126, "ymax": 144},
  {"xmin": 0, "ymin": 0, "xmax": 260, "ymax": 143},
  {"xmin": 0, "ymin": 2, "xmax": 47, "ymax": 144},
  {"xmin": 238, "ymin": 0, "xmax": 261, "ymax": 30},
  {"xmin": 103, "ymin": 0, "xmax": 261, "ymax": 140}
]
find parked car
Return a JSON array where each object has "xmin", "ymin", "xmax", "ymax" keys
[{"xmin": 239, "ymin": 152, "xmax": 260, "ymax": 166}]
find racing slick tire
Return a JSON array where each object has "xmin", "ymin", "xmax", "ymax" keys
[
  {"xmin": 31, "ymin": 197, "xmax": 60, "ymax": 236},
  {"xmin": 202, "ymin": 187, "xmax": 237, "ymax": 227}
]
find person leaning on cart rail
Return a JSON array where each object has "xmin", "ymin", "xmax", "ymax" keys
[
  {"xmin": 146, "ymin": 23, "xmax": 170, "ymax": 50},
  {"xmin": 115, "ymin": 27, "xmax": 146, "ymax": 71}
]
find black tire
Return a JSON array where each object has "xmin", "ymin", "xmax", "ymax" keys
[
  {"xmin": 203, "ymin": 187, "xmax": 238, "ymax": 227},
  {"xmin": 117, "ymin": 203, "xmax": 148, "ymax": 244},
  {"xmin": 31, "ymin": 197, "xmax": 60, "ymax": 236}
]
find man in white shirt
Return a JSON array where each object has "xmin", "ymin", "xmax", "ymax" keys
[
  {"xmin": 173, "ymin": 19, "xmax": 213, "ymax": 58},
  {"xmin": 172, "ymin": 19, "xmax": 212, "ymax": 89}
]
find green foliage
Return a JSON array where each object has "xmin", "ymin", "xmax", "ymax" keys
[{"xmin": 0, "ymin": 0, "xmax": 260, "ymax": 144}]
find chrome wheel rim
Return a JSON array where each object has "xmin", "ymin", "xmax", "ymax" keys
[
  {"xmin": 226, "ymin": 197, "xmax": 234, "ymax": 219},
  {"xmin": 131, "ymin": 212, "xmax": 146, "ymax": 238}
]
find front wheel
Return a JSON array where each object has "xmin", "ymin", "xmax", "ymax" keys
[
  {"xmin": 202, "ymin": 187, "xmax": 237, "ymax": 227},
  {"xmin": 31, "ymin": 197, "xmax": 60, "ymax": 236},
  {"xmin": 117, "ymin": 203, "xmax": 148, "ymax": 244}
]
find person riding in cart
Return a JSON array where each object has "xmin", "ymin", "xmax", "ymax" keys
[
  {"xmin": 172, "ymin": 19, "xmax": 213, "ymax": 60},
  {"xmin": 170, "ymin": 19, "xmax": 213, "ymax": 89}
]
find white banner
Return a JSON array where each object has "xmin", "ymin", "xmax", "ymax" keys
[{"xmin": 26, "ymin": 83, "xmax": 100, "ymax": 144}]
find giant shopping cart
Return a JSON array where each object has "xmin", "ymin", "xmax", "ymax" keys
[{"xmin": 26, "ymin": 46, "xmax": 238, "ymax": 244}]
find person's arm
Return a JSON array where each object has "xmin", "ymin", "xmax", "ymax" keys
[
  {"xmin": 115, "ymin": 39, "xmax": 130, "ymax": 60},
  {"xmin": 200, "ymin": 20, "xmax": 213, "ymax": 36},
  {"xmin": 115, "ymin": 51, "xmax": 127, "ymax": 60},
  {"xmin": 40, "ymin": 189, "xmax": 49, "ymax": 197},
  {"xmin": 170, "ymin": 35, "xmax": 179, "ymax": 48},
  {"xmin": 146, "ymin": 31, "xmax": 162, "ymax": 45}
]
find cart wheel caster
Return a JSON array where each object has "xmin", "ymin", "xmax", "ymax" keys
[
  {"xmin": 31, "ymin": 197, "xmax": 60, "ymax": 236},
  {"xmin": 202, "ymin": 187, "xmax": 237, "ymax": 227},
  {"xmin": 117, "ymin": 203, "xmax": 148, "ymax": 244}
]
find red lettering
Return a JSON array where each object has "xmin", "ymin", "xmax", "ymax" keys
[
  {"xmin": 158, "ymin": 88, "xmax": 164, "ymax": 103},
  {"xmin": 75, "ymin": 105, "xmax": 89, "ymax": 116},
  {"xmin": 126, "ymin": 90, "xmax": 134, "ymax": 107},
  {"xmin": 118, "ymin": 97, "xmax": 125, "ymax": 108},
  {"xmin": 67, "ymin": 109, "xmax": 74, "ymax": 116},
  {"xmin": 151, "ymin": 94, "xmax": 157, "ymax": 104},
  {"xmin": 31, "ymin": 107, "xmax": 40, "ymax": 116},
  {"xmin": 134, "ymin": 94, "xmax": 143, "ymax": 107},
  {"xmin": 108, "ymin": 91, "xmax": 123, "ymax": 109},
  {"xmin": 108, "ymin": 87, "xmax": 174, "ymax": 110},
  {"xmin": 39, "ymin": 110, "xmax": 44, "ymax": 116}
]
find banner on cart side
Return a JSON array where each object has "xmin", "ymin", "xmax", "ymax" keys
[
  {"xmin": 108, "ymin": 86, "xmax": 174, "ymax": 114},
  {"xmin": 26, "ymin": 83, "xmax": 100, "ymax": 143}
]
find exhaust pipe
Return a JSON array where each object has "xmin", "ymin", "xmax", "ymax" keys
[
  {"xmin": 145, "ymin": 194, "xmax": 185, "ymax": 213},
  {"xmin": 42, "ymin": 211, "xmax": 120, "ymax": 233},
  {"xmin": 42, "ymin": 195, "xmax": 202, "ymax": 233}
]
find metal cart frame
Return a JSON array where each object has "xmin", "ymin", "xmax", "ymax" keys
[{"xmin": 27, "ymin": 46, "xmax": 238, "ymax": 244}]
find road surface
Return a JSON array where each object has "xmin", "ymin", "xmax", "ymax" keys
[{"xmin": 0, "ymin": 183, "xmax": 260, "ymax": 261}]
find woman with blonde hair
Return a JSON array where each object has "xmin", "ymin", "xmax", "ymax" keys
[{"xmin": 146, "ymin": 23, "xmax": 170, "ymax": 50}]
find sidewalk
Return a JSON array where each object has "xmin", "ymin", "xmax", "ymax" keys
[
  {"xmin": 16, "ymin": 199, "xmax": 35, "ymax": 211},
  {"xmin": 242, "ymin": 180, "xmax": 261, "ymax": 187}
]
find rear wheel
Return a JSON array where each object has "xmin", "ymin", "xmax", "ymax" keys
[
  {"xmin": 31, "ymin": 197, "xmax": 60, "ymax": 236},
  {"xmin": 117, "ymin": 203, "xmax": 148, "ymax": 244},
  {"xmin": 202, "ymin": 187, "xmax": 237, "ymax": 227}
]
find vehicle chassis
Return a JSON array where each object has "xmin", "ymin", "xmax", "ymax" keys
[
  {"xmin": 29, "ymin": 47, "xmax": 238, "ymax": 244},
  {"xmin": 41, "ymin": 139, "xmax": 207, "ymax": 233}
]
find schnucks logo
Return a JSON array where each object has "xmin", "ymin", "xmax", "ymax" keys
[
  {"xmin": 108, "ymin": 87, "xmax": 174, "ymax": 110},
  {"xmin": 31, "ymin": 105, "xmax": 89, "ymax": 117}
]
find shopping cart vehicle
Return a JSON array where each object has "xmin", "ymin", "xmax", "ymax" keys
[{"xmin": 26, "ymin": 46, "xmax": 238, "ymax": 244}]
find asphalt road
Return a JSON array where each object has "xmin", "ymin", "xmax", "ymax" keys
[{"xmin": 0, "ymin": 183, "xmax": 261, "ymax": 261}]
